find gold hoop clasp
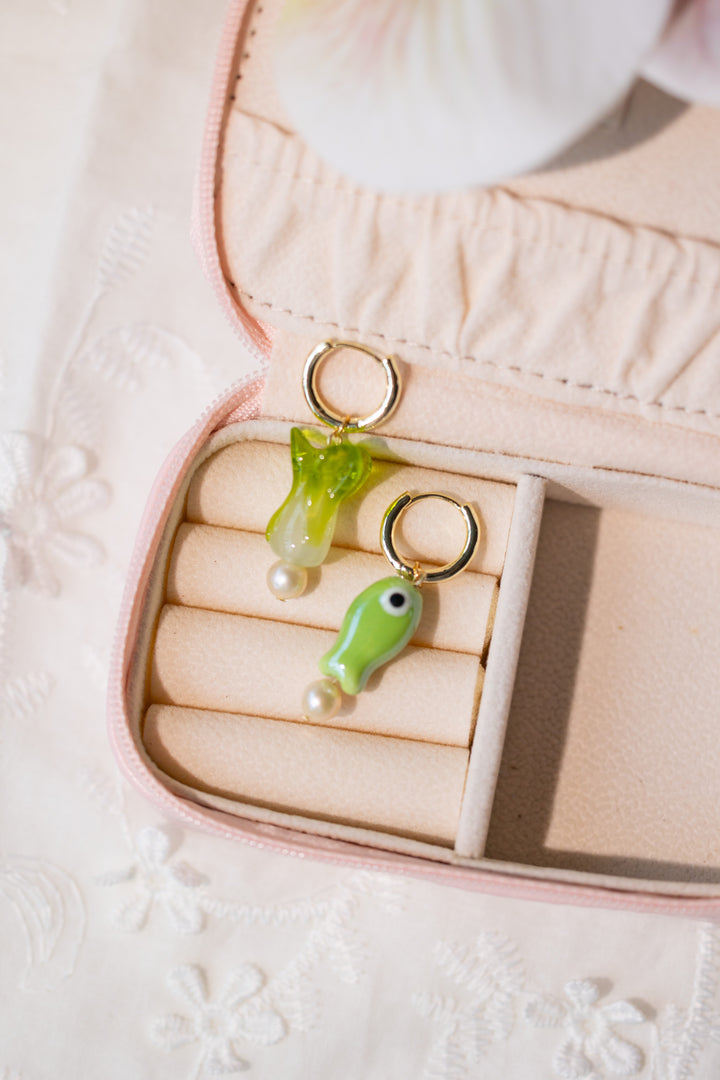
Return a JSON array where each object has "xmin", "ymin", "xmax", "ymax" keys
[
  {"xmin": 302, "ymin": 340, "xmax": 401, "ymax": 434},
  {"xmin": 381, "ymin": 492, "xmax": 480, "ymax": 585}
]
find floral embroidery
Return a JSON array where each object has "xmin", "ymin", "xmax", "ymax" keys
[
  {"xmin": 95, "ymin": 205, "xmax": 154, "ymax": 296},
  {"xmin": 0, "ymin": 433, "xmax": 109, "ymax": 596},
  {"xmin": 79, "ymin": 643, "xmax": 111, "ymax": 692},
  {"xmin": 42, "ymin": 205, "xmax": 203, "ymax": 452},
  {"xmin": 414, "ymin": 936, "xmax": 654, "ymax": 1080},
  {"xmin": 0, "ymin": 207, "xmax": 166, "ymax": 599},
  {"xmin": 656, "ymin": 923, "xmax": 720, "ymax": 1080},
  {"xmin": 96, "ymin": 816, "xmax": 405, "ymax": 994},
  {"xmin": 97, "ymin": 826, "xmax": 207, "ymax": 934},
  {"xmin": 150, "ymin": 963, "xmax": 285, "ymax": 1075},
  {"xmin": 82, "ymin": 323, "xmax": 206, "ymax": 394},
  {"xmin": 525, "ymin": 978, "xmax": 646, "ymax": 1079},
  {"xmin": 0, "ymin": 544, "xmax": 53, "ymax": 720},
  {"xmin": 0, "ymin": 856, "xmax": 85, "ymax": 991},
  {"xmin": 129, "ymin": 848, "xmax": 404, "ymax": 1069},
  {"xmin": 0, "ymin": 666, "xmax": 54, "ymax": 722},
  {"xmin": 75, "ymin": 761, "xmax": 126, "ymax": 821},
  {"xmin": 413, "ymin": 934, "xmax": 524, "ymax": 1078}
]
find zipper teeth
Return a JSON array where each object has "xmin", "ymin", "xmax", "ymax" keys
[{"xmin": 194, "ymin": 0, "xmax": 272, "ymax": 365}]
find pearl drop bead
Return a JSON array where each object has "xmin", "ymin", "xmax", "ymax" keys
[
  {"xmin": 302, "ymin": 678, "xmax": 342, "ymax": 723},
  {"xmin": 267, "ymin": 560, "xmax": 308, "ymax": 600}
]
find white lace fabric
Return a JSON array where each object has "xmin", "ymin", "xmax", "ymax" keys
[{"xmin": 1, "ymin": 2, "xmax": 719, "ymax": 1077}]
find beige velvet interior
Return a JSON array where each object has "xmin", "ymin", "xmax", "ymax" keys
[
  {"xmin": 145, "ymin": 705, "xmax": 470, "ymax": 847},
  {"xmin": 485, "ymin": 500, "xmax": 720, "ymax": 883},
  {"xmin": 151, "ymin": 603, "xmax": 483, "ymax": 746},
  {"xmin": 168, "ymin": 524, "xmax": 498, "ymax": 655},
  {"xmin": 142, "ymin": 424, "xmax": 512, "ymax": 846}
]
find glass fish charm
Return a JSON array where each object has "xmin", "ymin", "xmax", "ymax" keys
[
  {"xmin": 302, "ymin": 575, "xmax": 422, "ymax": 722},
  {"xmin": 266, "ymin": 427, "xmax": 371, "ymax": 599},
  {"xmin": 322, "ymin": 576, "xmax": 422, "ymax": 693},
  {"xmin": 300, "ymin": 489, "xmax": 480, "ymax": 724}
]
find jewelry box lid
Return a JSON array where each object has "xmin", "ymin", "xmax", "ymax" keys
[{"xmin": 197, "ymin": 0, "xmax": 720, "ymax": 491}]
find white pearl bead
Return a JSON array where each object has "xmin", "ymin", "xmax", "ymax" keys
[
  {"xmin": 302, "ymin": 678, "xmax": 342, "ymax": 723},
  {"xmin": 267, "ymin": 560, "xmax": 308, "ymax": 600}
]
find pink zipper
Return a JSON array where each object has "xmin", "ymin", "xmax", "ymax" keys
[
  {"xmin": 191, "ymin": 0, "xmax": 274, "ymax": 363},
  {"xmin": 108, "ymin": 0, "xmax": 720, "ymax": 920}
]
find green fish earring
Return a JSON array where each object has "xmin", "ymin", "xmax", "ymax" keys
[
  {"xmin": 266, "ymin": 340, "xmax": 401, "ymax": 600},
  {"xmin": 302, "ymin": 491, "xmax": 481, "ymax": 722}
]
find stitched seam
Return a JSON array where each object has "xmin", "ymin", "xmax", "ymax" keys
[
  {"xmin": 229, "ymin": 155, "xmax": 720, "ymax": 294},
  {"xmin": 238, "ymin": 288, "xmax": 720, "ymax": 422}
]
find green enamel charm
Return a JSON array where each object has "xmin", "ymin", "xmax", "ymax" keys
[
  {"xmin": 319, "ymin": 575, "xmax": 423, "ymax": 695},
  {"xmin": 266, "ymin": 427, "xmax": 372, "ymax": 569}
]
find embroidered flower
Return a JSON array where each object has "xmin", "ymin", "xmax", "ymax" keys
[
  {"xmin": 97, "ymin": 826, "xmax": 207, "ymax": 934},
  {"xmin": 0, "ymin": 432, "xmax": 110, "ymax": 596},
  {"xmin": 525, "ymin": 978, "xmax": 646, "ymax": 1080},
  {"xmin": 151, "ymin": 963, "xmax": 285, "ymax": 1074}
]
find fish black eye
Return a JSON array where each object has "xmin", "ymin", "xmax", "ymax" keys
[{"xmin": 380, "ymin": 586, "xmax": 412, "ymax": 616}]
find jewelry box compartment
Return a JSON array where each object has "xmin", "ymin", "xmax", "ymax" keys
[
  {"xmin": 130, "ymin": 419, "xmax": 720, "ymax": 897},
  {"xmin": 484, "ymin": 486, "xmax": 720, "ymax": 888},
  {"xmin": 133, "ymin": 421, "xmax": 524, "ymax": 848}
]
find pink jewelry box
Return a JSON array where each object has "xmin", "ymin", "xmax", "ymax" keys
[{"xmin": 108, "ymin": 0, "xmax": 720, "ymax": 917}]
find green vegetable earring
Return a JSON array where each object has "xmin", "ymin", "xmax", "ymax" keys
[
  {"xmin": 302, "ymin": 491, "xmax": 481, "ymax": 722},
  {"xmin": 266, "ymin": 340, "xmax": 401, "ymax": 600}
]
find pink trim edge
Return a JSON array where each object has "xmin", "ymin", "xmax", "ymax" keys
[
  {"xmin": 108, "ymin": 0, "xmax": 720, "ymax": 920},
  {"xmin": 191, "ymin": 0, "xmax": 273, "ymax": 365}
]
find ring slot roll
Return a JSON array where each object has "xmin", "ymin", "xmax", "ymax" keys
[
  {"xmin": 144, "ymin": 704, "xmax": 469, "ymax": 846},
  {"xmin": 186, "ymin": 441, "xmax": 515, "ymax": 578},
  {"xmin": 151, "ymin": 604, "xmax": 482, "ymax": 747},
  {"xmin": 167, "ymin": 523, "xmax": 498, "ymax": 654}
]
